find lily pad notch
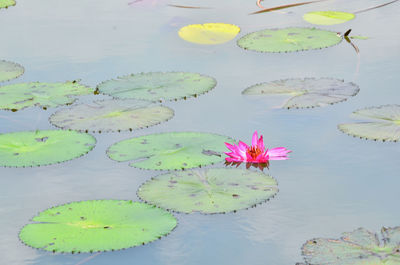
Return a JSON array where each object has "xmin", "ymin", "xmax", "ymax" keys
[
  {"xmin": 49, "ymin": 99, "xmax": 174, "ymax": 133},
  {"xmin": 97, "ymin": 72, "xmax": 217, "ymax": 102},
  {"xmin": 107, "ymin": 132, "xmax": 234, "ymax": 170},
  {"xmin": 242, "ymin": 78, "xmax": 360, "ymax": 109},
  {"xmin": 338, "ymin": 105, "xmax": 400, "ymax": 142},
  {"xmin": 0, "ymin": 130, "xmax": 96, "ymax": 167},
  {"xmin": 19, "ymin": 200, "xmax": 177, "ymax": 253},
  {"xmin": 237, "ymin": 27, "xmax": 342, "ymax": 53},
  {"xmin": 138, "ymin": 168, "xmax": 279, "ymax": 214}
]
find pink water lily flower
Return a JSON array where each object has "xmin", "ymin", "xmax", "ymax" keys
[{"xmin": 225, "ymin": 131, "xmax": 291, "ymax": 163}]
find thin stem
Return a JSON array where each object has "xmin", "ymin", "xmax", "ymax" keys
[{"xmin": 354, "ymin": 0, "xmax": 399, "ymax": 14}]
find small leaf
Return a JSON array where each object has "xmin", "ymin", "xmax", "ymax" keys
[
  {"xmin": 19, "ymin": 200, "xmax": 177, "ymax": 253},
  {"xmin": 242, "ymin": 78, "xmax": 359, "ymax": 109},
  {"xmin": 0, "ymin": 130, "xmax": 96, "ymax": 167},
  {"xmin": 178, "ymin": 23, "xmax": 240, "ymax": 45},
  {"xmin": 237, "ymin": 27, "xmax": 342, "ymax": 53},
  {"xmin": 303, "ymin": 11, "xmax": 355, "ymax": 25},
  {"xmin": 301, "ymin": 227, "xmax": 400, "ymax": 264},
  {"xmin": 350, "ymin": 35, "xmax": 369, "ymax": 40},
  {"xmin": 338, "ymin": 105, "xmax": 400, "ymax": 142},
  {"xmin": 97, "ymin": 72, "xmax": 216, "ymax": 102},
  {"xmin": 0, "ymin": 0, "xmax": 15, "ymax": 9},
  {"xmin": 107, "ymin": 132, "xmax": 234, "ymax": 170},
  {"xmin": 50, "ymin": 99, "xmax": 174, "ymax": 133},
  {"xmin": 138, "ymin": 168, "xmax": 278, "ymax": 214},
  {"xmin": 0, "ymin": 81, "xmax": 94, "ymax": 111},
  {"xmin": 0, "ymin": 60, "xmax": 24, "ymax": 82}
]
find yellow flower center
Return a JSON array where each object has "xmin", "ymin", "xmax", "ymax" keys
[{"xmin": 247, "ymin": 146, "xmax": 263, "ymax": 159}]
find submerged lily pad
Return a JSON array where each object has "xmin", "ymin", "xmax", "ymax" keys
[
  {"xmin": 178, "ymin": 23, "xmax": 240, "ymax": 45},
  {"xmin": 49, "ymin": 99, "xmax": 174, "ymax": 133},
  {"xmin": 97, "ymin": 72, "xmax": 216, "ymax": 102},
  {"xmin": 0, "ymin": 0, "xmax": 15, "ymax": 9},
  {"xmin": 138, "ymin": 168, "xmax": 278, "ymax": 214},
  {"xmin": 243, "ymin": 78, "xmax": 359, "ymax": 109},
  {"xmin": 107, "ymin": 132, "xmax": 233, "ymax": 170},
  {"xmin": 0, "ymin": 130, "xmax": 95, "ymax": 167},
  {"xmin": 338, "ymin": 105, "xmax": 400, "ymax": 142},
  {"xmin": 303, "ymin": 11, "xmax": 355, "ymax": 25},
  {"xmin": 237, "ymin": 27, "xmax": 342, "ymax": 53},
  {"xmin": 301, "ymin": 227, "xmax": 400, "ymax": 264},
  {"xmin": 0, "ymin": 60, "xmax": 24, "ymax": 82},
  {"xmin": 0, "ymin": 81, "xmax": 94, "ymax": 111},
  {"xmin": 19, "ymin": 200, "xmax": 177, "ymax": 253}
]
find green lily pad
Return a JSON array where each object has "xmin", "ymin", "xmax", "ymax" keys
[
  {"xmin": 138, "ymin": 168, "xmax": 278, "ymax": 214},
  {"xmin": 19, "ymin": 200, "xmax": 177, "ymax": 253},
  {"xmin": 0, "ymin": 130, "xmax": 96, "ymax": 167},
  {"xmin": 0, "ymin": 81, "xmax": 94, "ymax": 111},
  {"xmin": 49, "ymin": 99, "xmax": 174, "ymax": 133},
  {"xmin": 301, "ymin": 227, "xmax": 400, "ymax": 264},
  {"xmin": 303, "ymin": 11, "xmax": 355, "ymax": 25},
  {"xmin": 338, "ymin": 105, "xmax": 400, "ymax": 142},
  {"xmin": 350, "ymin": 35, "xmax": 369, "ymax": 40},
  {"xmin": 237, "ymin": 27, "xmax": 342, "ymax": 53},
  {"xmin": 0, "ymin": 60, "xmax": 24, "ymax": 82},
  {"xmin": 97, "ymin": 72, "xmax": 216, "ymax": 102},
  {"xmin": 0, "ymin": 0, "xmax": 15, "ymax": 9},
  {"xmin": 107, "ymin": 132, "xmax": 233, "ymax": 170},
  {"xmin": 242, "ymin": 78, "xmax": 359, "ymax": 109}
]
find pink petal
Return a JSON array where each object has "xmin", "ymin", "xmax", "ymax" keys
[
  {"xmin": 267, "ymin": 147, "xmax": 291, "ymax": 160},
  {"xmin": 224, "ymin": 142, "xmax": 235, "ymax": 151},
  {"xmin": 245, "ymin": 152, "xmax": 253, "ymax": 162},
  {"xmin": 238, "ymin": 141, "xmax": 249, "ymax": 151},
  {"xmin": 258, "ymin": 135, "xmax": 265, "ymax": 152},
  {"xmin": 225, "ymin": 152, "xmax": 243, "ymax": 160},
  {"xmin": 255, "ymin": 153, "xmax": 268, "ymax": 163},
  {"xmin": 252, "ymin": 131, "xmax": 258, "ymax": 146}
]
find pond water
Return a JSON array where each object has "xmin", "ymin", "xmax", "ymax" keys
[{"xmin": 0, "ymin": 0, "xmax": 399, "ymax": 264}]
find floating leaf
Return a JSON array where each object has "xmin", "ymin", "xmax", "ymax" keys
[
  {"xmin": 350, "ymin": 35, "xmax": 369, "ymax": 40},
  {"xmin": 0, "ymin": 0, "xmax": 15, "ymax": 9},
  {"xmin": 338, "ymin": 105, "xmax": 400, "ymax": 142},
  {"xmin": 19, "ymin": 200, "xmax": 177, "ymax": 253},
  {"xmin": 0, "ymin": 81, "xmax": 94, "ymax": 111},
  {"xmin": 97, "ymin": 72, "xmax": 216, "ymax": 102},
  {"xmin": 303, "ymin": 11, "xmax": 355, "ymax": 25},
  {"xmin": 178, "ymin": 23, "xmax": 240, "ymax": 45},
  {"xmin": 301, "ymin": 227, "xmax": 400, "ymax": 264},
  {"xmin": 138, "ymin": 168, "xmax": 278, "ymax": 214},
  {"xmin": 237, "ymin": 27, "xmax": 342, "ymax": 53},
  {"xmin": 242, "ymin": 78, "xmax": 359, "ymax": 109},
  {"xmin": 0, "ymin": 60, "xmax": 24, "ymax": 82},
  {"xmin": 107, "ymin": 132, "xmax": 233, "ymax": 170},
  {"xmin": 0, "ymin": 130, "xmax": 95, "ymax": 167},
  {"xmin": 49, "ymin": 99, "xmax": 174, "ymax": 133}
]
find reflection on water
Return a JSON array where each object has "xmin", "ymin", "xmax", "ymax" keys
[
  {"xmin": 0, "ymin": 0, "xmax": 400, "ymax": 264},
  {"xmin": 225, "ymin": 161, "xmax": 270, "ymax": 171}
]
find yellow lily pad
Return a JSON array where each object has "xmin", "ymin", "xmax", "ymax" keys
[
  {"xmin": 178, "ymin": 23, "xmax": 240, "ymax": 45},
  {"xmin": 303, "ymin": 11, "xmax": 355, "ymax": 25}
]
